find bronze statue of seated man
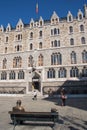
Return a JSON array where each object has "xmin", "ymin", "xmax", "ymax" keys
[{"xmin": 12, "ymin": 100, "xmax": 25, "ymax": 112}]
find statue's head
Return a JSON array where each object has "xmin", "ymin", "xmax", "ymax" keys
[{"xmin": 16, "ymin": 100, "xmax": 21, "ymax": 106}]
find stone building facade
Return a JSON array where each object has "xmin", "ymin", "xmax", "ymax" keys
[{"xmin": 0, "ymin": 4, "xmax": 87, "ymax": 95}]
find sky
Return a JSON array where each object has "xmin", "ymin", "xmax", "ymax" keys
[{"xmin": 0, "ymin": 0, "xmax": 87, "ymax": 28}]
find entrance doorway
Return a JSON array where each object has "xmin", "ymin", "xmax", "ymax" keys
[
  {"xmin": 32, "ymin": 81, "xmax": 40, "ymax": 92},
  {"xmin": 32, "ymin": 72, "xmax": 41, "ymax": 92}
]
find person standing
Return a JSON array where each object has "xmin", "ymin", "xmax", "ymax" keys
[
  {"xmin": 33, "ymin": 90, "xmax": 37, "ymax": 100},
  {"xmin": 60, "ymin": 88, "xmax": 67, "ymax": 106}
]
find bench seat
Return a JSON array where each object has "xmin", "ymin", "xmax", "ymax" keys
[{"xmin": 8, "ymin": 111, "xmax": 58, "ymax": 125}]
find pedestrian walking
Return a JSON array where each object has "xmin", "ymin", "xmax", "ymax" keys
[
  {"xmin": 32, "ymin": 90, "xmax": 37, "ymax": 100},
  {"xmin": 60, "ymin": 88, "xmax": 67, "ymax": 106}
]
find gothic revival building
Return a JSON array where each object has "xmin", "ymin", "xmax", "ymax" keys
[{"xmin": 0, "ymin": 4, "xmax": 87, "ymax": 95}]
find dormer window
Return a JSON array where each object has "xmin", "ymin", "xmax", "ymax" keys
[
  {"xmin": 79, "ymin": 14, "xmax": 82, "ymax": 20},
  {"xmin": 31, "ymin": 23, "xmax": 33, "ymax": 27},
  {"xmin": 77, "ymin": 9, "xmax": 83, "ymax": 21},
  {"xmin": 40, "ymin": 21, "xmax": 42, "ymax": 26},
  {"xmin": 39, "ymin": 17, "xmax": 44, "ymax": 27},
  {"xmin": 0, "ymin": 25, "xmax": 4, "ymax": 32},
  {"xmin": 67, "ymin": 11, "xmax": 73, "ymax": 22},
  {"xmin": 51, "ymin": 11, "xmax": 59, "ymax": 24},
  {"xmin": 16, "ymin": 19, "xmax": 24, "ymax": 31},
  {"xmin": 69, "ymin": 16, "xmax": 72, "ymax": 22}
]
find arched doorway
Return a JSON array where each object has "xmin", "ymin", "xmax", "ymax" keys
[{"xmin": 32, "ymin": 72, "xmax": 41, "ymax": 92}]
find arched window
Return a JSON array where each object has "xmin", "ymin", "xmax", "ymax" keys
[
  {"xmin": 81, "ymin": 37, "xmax": 86, "ymax": 44},
  {"xmin": 69, "ymin": 16, "xmax": 72, "ymax": 22},
  {"xmin": 54, "ymin": 40, "xmax": 57, "ymax": 47},
  {"xmin": 47, "ymin": 68, "xmax": 55, "ymax": 78},
  {"xmin": 1, "ymin": 71, "xmax": 7, "ymax": 80},
  {"xmin": 39, "ymin": 31, "xmax": 42, "ymax": 37},
  {"xmin": 82, "ymin": 50, "xmax": 87, "ymax": 63},
  {"xmin": 58, "ymin": 68, "xmax": 67, "ymax": 78},
  {"xmin": 30, "ymin": 43, "xmax": 33, "ymax": 50},
  {"xmin": 51, "ymin": 52, "xmax": 62, "ymax": 65},
  {"xmin": 51, "ymin": 40, "xmax": 60, "ymax": 47},
  {"xmin": 2, "ymin": 58, "xmax": 7, "ymax": 69},
  {"xmin": 9, "ymin": 71, "xmax": 15, "ymax": 79},
  {"xmin": 5, "ymin": 47, "xmax": 7, "ymax": 53},
  {"xmin": 79, "ymin": 14, "xmax": 82, "ymax": 20},
  {"xmin": 39, "ymin": 42, "xmax": 42, "ymax": 49},
  {"xmin": 54, "ymin": 28, "xmax": 57, "ymax": 35},
  {"xmin": 70, "ymin": 38, "xmax": 74, "ymax": 45},
  {"xmin": 28, "ymin": 55, "xmax": 33, "ymax": 67},
  {"xmin": 51, "ymin": 29, "xmax": 53, "ymax": 35},
  {"xmin": 82, "ymin": 66, "xmax": 87, "ymax": 77},
  {"xmin": 69, "ymin": 26, "xmax": 73, "ymax": 33},
  {"xmin": 54, "ymin": 28, "xmax": 60, "ymax": 35},
  {"xmin": 13, "ymin": 56, "xmax": 22, "ymax": 68},
  {"xmin": 80, "ymin": 25, "xmax": 84, "ymax": 32},
  {"xmin": 30, "ymin": 32, "xmax": 33, "ymax": 38},
  {"xmin": 70, "ymin": 67, "xmax": 79, "ymax": 77},
  {"xmin": 71, "ymin": 51, "xmax": 77, "ymax": 64},
  {"xmin": 6, "ymin": 36, "xmax": 8, "ymax": 43},
  {"xmin": 38, "ymin": 54, "xmax": 43, "ymax": 66},
  {"xmin": 18, "ymin": 70, "xmax": 24, "ymax": 79}
]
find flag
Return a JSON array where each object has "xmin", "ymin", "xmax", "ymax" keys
[{"xmin": 36, "ymin": 3, "xmax": 38, "ymax": 13}]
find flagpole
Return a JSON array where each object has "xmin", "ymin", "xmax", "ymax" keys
[{"xmin": 36, "ymin": 1, "xmax": 39, "ymax": 20}]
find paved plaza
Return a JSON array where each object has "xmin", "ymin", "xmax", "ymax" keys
[{"xmin": 0, "ymin": 94, "xmax": 87, "ymax": 130}]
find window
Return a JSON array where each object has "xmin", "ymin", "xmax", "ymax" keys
[
  {"xmin": 6, "ymin": 36, "xmax": 8, "ymax": 42},
  {"xmin": 70, "ymin": 38, "xmax": 74, "ymax": 45},
  {"xmin": 79, "ymin": 14, "xmax": 82, "ymax": 20},
  {"xmin": 81, "ymin": 37, "xmax": 86, "ymax": 44},
  {"xmin": 54, "ymin": 40, "xmax": 57, "ymax": 47},
  {"xmin": 28, "ymin": 55, "xmax": 33, "ymax": 67},
  {"xmin": 1, "ymin": 71, "xmax": 7, "ymax": 80},
  {"xmin": 40, "ymin": 21, "xmax": 42, "ymax": 26},
  {"xmin": 51, "ymin": 52, "xmax": 62, "ymax": 65},
  {"xmin": 39, "ymin": 42, "xmax": 42, "ymax": 49},
  {"xmin": 18, "ymin": 34, "xmax": 22, "ymax": 40},
  {"xmin": 5, "ymin": 47, "xmax": 7, "ymax": 53},
  {"xmin": 69, "ymin": 16, "xmax": 72, "ymax": 22},
  {"xmin": 70, "ymin": 67, "xmax": 79, "ymax": 77},
  {"xmin": 13, "ymin": 56, "xmax": 22, "ymax": 68},
  {"xmin": 71, "ymin": 51, "xmax": 77, "ymax": 64},
  {"xmin": 51, "ymin": 29, "xmax": 53, "ymax": 35},
  {"xmin": 18, "ymin": 70, "xmax": 24, "ymax": 79},
  {"xmin": 38, "ymin": 54, "xmax": 43, "ymax": 66},
  {"xmin": 82, "ymin": 50, "xmax": 87, "ymax": 63},
  {"xmin": 2, "ymin": 58, "xmax": 7, "ymax": 69},
  {"xmin": 30, "ymin": 43, "xmax": 33, "ymax": 50},
  {"xmin": 58, "ymin": 68, "xmax": 66, "ymax": 78},
  {"xmin": 30, "ymin": 32, "xmax": 33, "ymax": 39},
  {"xmin": 80, "ymin": 25, "xmax": 84, "ymax": 32},
  {"xmin": 9, "ymin": 71, "xmax": 15, "ymax": 79},
  {"xmin": 39, "ymin": 31, "xmax": 42, "ymax": 37},
  {"xmin": 82, "ymin": 66, "xmax": 87, "ymax": 77},
  {"xmin": 47, "ymin": 68, "xmax": 55, "ymax": 78},
  {"xmin": 51, "ymin": 28, "xmax": 60, "ymax": 36},
  {"xmin": 69, "ymin": 26, "xmax": 73, "ymax": 33},
  {"xmin": 16, "ymin": 34, "xmax": 22, "ymax": 41},
  {"xmin": 51, "ymin": 40, "xmax": 60, "ymax": 47}
]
